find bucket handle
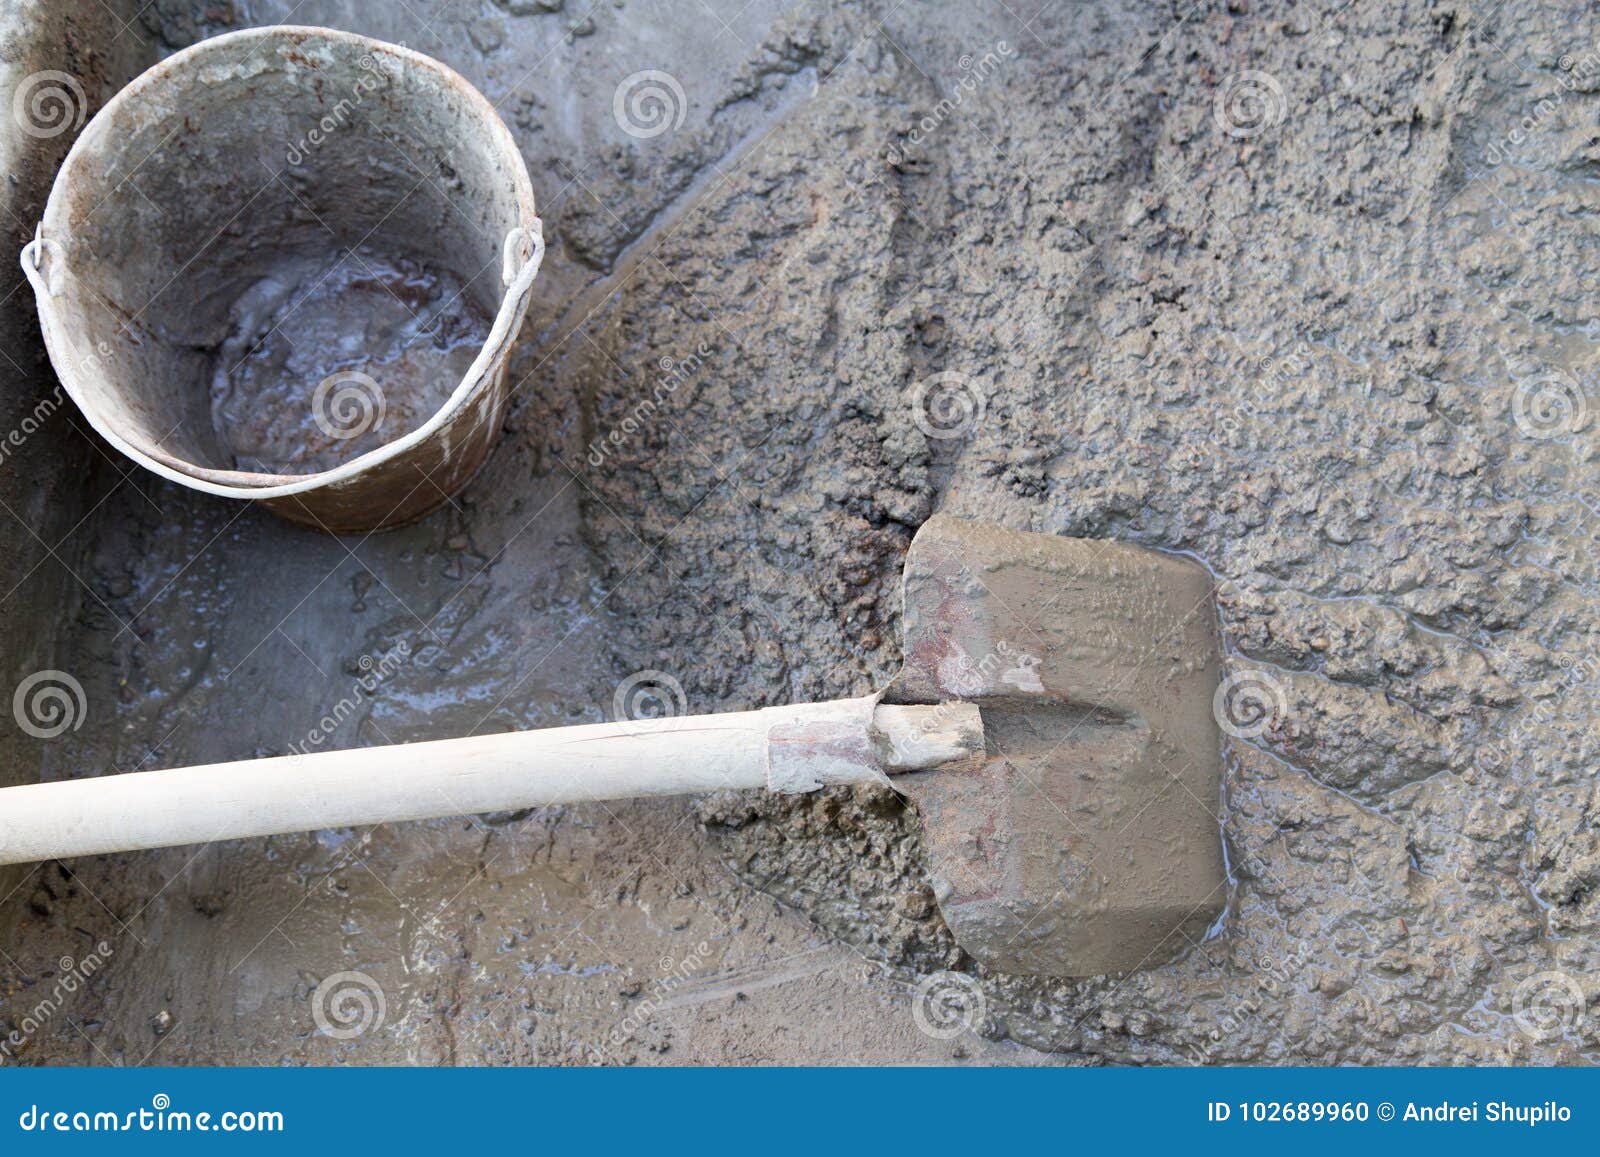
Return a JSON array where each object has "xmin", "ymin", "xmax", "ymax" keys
[
  {"xmin": 20, "ymin": 225, "xmax": 66, "ymax": 298},
  {"xmin": 24, "ymin": 222, "xmax": 542, "ymax": 302},
  {"xmin": 17, "ymin": 216, "xmax": 548, "ymax": 502},
  {"xmin": 502, "ymin": 219, "xmax": 545, "ymax": 288}
]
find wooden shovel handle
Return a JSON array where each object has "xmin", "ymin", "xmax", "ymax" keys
[{"xmin": 0, "ymin": 699, "xmax": 982, "ymax": 866}]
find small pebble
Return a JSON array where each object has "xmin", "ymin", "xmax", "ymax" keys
[{"xmin": 468, "ymin": 18, "xmax": 504, "ymax": 53}]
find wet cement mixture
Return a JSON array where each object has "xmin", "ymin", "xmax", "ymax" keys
[
  {"xmin": 211, "ymin": 250, "xmax": 491, "ymax": 475},
  {"xmin": 3, "ymin": 0, "xmax": 1599, "ymax": 1065}
]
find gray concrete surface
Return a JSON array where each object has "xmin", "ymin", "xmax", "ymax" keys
[
  {"xmin": 0, "ymin": 0, "xmax": 149, "ymax": 944},
  {"xmin": 1, "ymin": 0, "xmax": 1597, "ymax": 1065}
]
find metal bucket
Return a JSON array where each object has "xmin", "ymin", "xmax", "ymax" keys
[{"xmin": 20, "ymin": 27, "xmax": 543, "ymax": 532}]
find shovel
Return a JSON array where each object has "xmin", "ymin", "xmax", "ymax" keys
[{"xmin": 0, "ymin": 516, "xmax": 1226, "ymax": 977}]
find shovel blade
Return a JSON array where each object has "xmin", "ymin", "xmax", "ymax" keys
[{"xmin": 888, "ymin": 516, "xmax": 1225, "ymax": 977}]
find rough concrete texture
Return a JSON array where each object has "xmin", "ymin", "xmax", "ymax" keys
[
  {"xmin": 2, "ymin": 0, "xmax": 1598, "ymax": 1065},
  {"xmin": 0, "ymin": 0, "xmax": 146, "ymax": 938}
]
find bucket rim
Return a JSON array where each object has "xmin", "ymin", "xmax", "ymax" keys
[{"xmin": 25, "ymin": 24, "xmax": 542, "ymax": 503}]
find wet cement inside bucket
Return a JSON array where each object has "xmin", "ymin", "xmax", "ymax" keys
[{"xmin": 208, "ymin": 248, "xmax": 492, "ymax": 476}]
